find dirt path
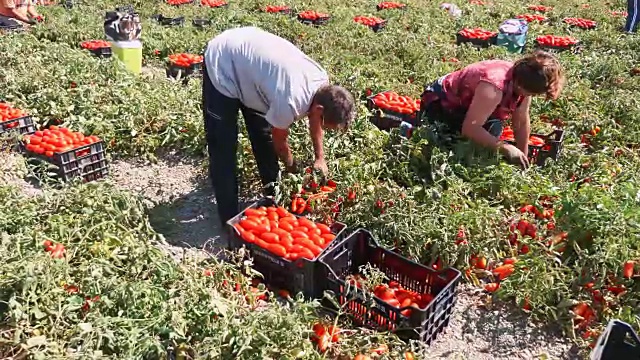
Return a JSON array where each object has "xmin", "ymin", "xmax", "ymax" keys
[{"xmin": 1, "ymin": 153, "xmax": 581, "ymax": 359}]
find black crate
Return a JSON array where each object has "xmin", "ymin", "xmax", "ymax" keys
[
  {"xmin": 152, "ymin": 14, "xmax": 185, "ymax": 26},
  {"xmin": 590, "ymin": 320, "xmax": 640, "ymax": 360},
  {"xmin": 226, "ymin": 197, "xmax": 348, "ymax": 299},
  {"xmin": 264, "ymin": 7, "xmax": 292, "ymax": 14},
  {"xmin": 168, "ymin": 0, "xmax": 193, "ymax": 6},
  {"xmin": 456, "ymin": 33, "xmax": 497, "ymax": 48},
  {"xmin": 368, "ymin": 20, "xmax": 387, "ymax": 32},
  {"xmin": 192, "ymin": 18, "xmax": 211, "ymax": 28},
  {"xmin": 24, "ymin": 142, "xmax": 109, "ymax": 183},
  {"xmin": 201, "ymin": 2, "xmax": 228, "ymax": 8},
  {"xmin": 48, "ymin": 141, "xmax": 106, "ymax": 166},
  {"xmin": 297, "ymin": 15, "xmax": 330, "ymax": 26},
  {"xmin": 0, "ymin": 116, "xmax": 36, "ymax": 136},
  {"xmin": 534, "ymin": 41, "xmax": 582, "ymax": 54},
  {"xmin": 318, "ymin": 229, "xmax": 461, "ymax": 344},
  {"xmin": 366, "ymin": 91, "xmax": 420, "ymax": 131},
  {"xmin": 89, "ymin": 47, "xmax": 112, "ymax": 58},
  {"xmin": 166, "ymin": 62, "xmax": 203, "ymax": 82},
  {"xmin": 504, "ymin": 129, "xmax": 565, "ymax": 166},
  {"xmin": 376, "ymin": 3, "xmax": 407, "ymax": 11}
]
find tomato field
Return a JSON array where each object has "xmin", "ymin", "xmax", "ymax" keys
[{"xmin": 1, "ymin": 0, "xmax": 640, "ymax": 358}]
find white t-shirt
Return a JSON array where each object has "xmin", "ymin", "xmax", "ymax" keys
[{"xmin": 204, "ymin": 27, "xmax": 329, "ymax": 129}]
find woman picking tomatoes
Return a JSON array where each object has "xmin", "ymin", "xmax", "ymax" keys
[
  {"xmin": 203, "ymin": 27, "xmax": 355, "ymax": 226},
  {"xmin": 420, "ymin": 50, "xmax": 565, "ymax": 169}
]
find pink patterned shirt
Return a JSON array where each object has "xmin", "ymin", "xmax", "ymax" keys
[{"xmin": 440, "ymin": 60, "xmax": 523, "ymax": 121}]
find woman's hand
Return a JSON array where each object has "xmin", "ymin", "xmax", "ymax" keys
[{"xmin": 499, "ymin": 143, "xmax": 530, "ymax": 169}]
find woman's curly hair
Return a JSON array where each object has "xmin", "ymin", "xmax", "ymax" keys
[{"xmin": 512, "ymin": 50, "xmax": 565, "ymax": 100}]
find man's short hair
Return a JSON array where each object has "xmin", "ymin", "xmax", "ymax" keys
[{"xmin": 313, "ymin": 85, "xmax": 355, "ymax": 128}]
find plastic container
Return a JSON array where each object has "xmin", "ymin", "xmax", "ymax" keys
[
  {"xmin": 166, "ymin": 61, "xmax": 203, "ymax": 83},
  {"xmin": 0, "ymin": 116, "xmax": 36, "ymax": 136},
  {"xmin": 376, "ymin": 3, "xmax": 407, "ymax": 11},
  {"xmin": 226, "ymin": 197, "xmax": 348, "ymax": 299},
  {"xmin": 370, "ymin": 20, "xmax": 387, "ymax": 32},
  {"xmin": 590, "ymin": 320, "xmax": 640, "ymax": 360},
  {"xmin": 318, "ymin": 229, "xmax": 461, "ymax": 344},
  {"xmin": 534, "ymin": 41, "xmax": 582, "ymax": 54},
  {"xmin": 366, "ymin": 91, "xmax": 420, "ymax": 131},
  {"xmin": 111, "ymin": 40, "xmax": 142, "ymax": 74},
  {"xmin": 152, "ymin": 14, "xmax": 185, "ymax": 26},
  {"xmin": 456, "ymin": 33, "xmax": 497, "ymax": 48},
  {"xmin": 89, "ymin": 47, "xmax": 113, "ymax": 58},
  {"xmin": 297, "ymin": 15, "xmax": 330, "ymax": 26},
  {"xmin": 504, "ymin": 129, "xmax": 565, "ymax": 166},
  {"xmin": 23, "ymin": 141, "xmax": 109, "ymax": 183}
]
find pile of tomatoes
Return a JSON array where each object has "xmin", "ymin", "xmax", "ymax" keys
[
  {"xmin": 0, "ymin": 103, "xmax": 28, "ymax": 127},
  {"xmin": 347, "ymin": 276, "xmax": 434, "ymax": 317},
  {"xmin": 499, "ymin": 126, "xmax": 546, "ymax": 146},
  {"xmin": 536, "ymin": 35, "xmax": 579, "ymax": 47},
  {"xmin": 563, "ymin": 17, "xmax": 597, "ymax": 29},
  {"xmin": 458, "ymin": 28, "xmax": 498, "ymax": 40},
  {"xmin": 166, "ymin": 0, "xmax": 192, "ymax": 5},
  {"xmin": 80, "ymin": 40, "xmax": 111, "ymax": 50},
  {"xmin": 232, "ymin": 206, "xmax": 337, "ymax": 261},
  {"xmin": 264, "ymin": 5, "xmax": 289, "ymax": 13},
  {"xmin": 516, "ymin": 14, "xmax": 547, "ymax": 23},
  {"xmin": 168, "ymin": 53, "xmax": 204, "ymax": 68},
  {"xmin": 527, "ymin": 5, "xmax": 553, "ymax": 12},
  {"xmin": 353, "ymin": 16, "xmax": 385, "ymax": 27},
  {"xmin": 370, "ymin": 92, "xmax": 420, "ymax": 116},
  {"xmin": 201, "ymin": 0, "xmax": 227, "ymax": 8},
  {"xmin": 377, "ymin": 1, "xmax": 406, "ymax": 10},
  {"xmin": 610, "ymin": 10, "xmax": 628, "ymax": 17},
  {"xmin": 298, "ymin": 10, "xmax": 330, "ymax": 21},
  {"xmin": 23, "ymin": 127, "xmax": 102, "ymax": 158}
]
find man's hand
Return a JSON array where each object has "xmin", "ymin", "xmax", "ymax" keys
[
  {"xmin": 285, "ymin": 158, "xmax": 298, "ymax": 173},
  {"xmin": 499, "ymin": 143, "xmax": 530, "ymax": 169},
  {"xmin": 313, "ymin": 158, "xmax": 328, "ymax": 176}
]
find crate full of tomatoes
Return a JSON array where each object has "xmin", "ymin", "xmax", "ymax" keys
[
  {"xmin": 353, "ymin": 16, "xmax": 386, "ymax": 32},
  {"xmin": 264, "ymin": 5, "xmax": 291, "ymax": 14},
  {"xmin": 166, "ymin": 53, "xmax": 204, "ymax": 80},
  {"xmin": 376, "ymin": 1, "xmax": 406, "ymax": 11},
  {"xmin": 563, "ymin": 17, "xmax": 597, "ymax": 30},
  {"xmin": 165, "ymin": 0, "xmax": 193, "ymax": 5},
  {"xmin": 22, "ymin": 126, "xmax": 108, "ymax": 182},
  {"xmin": 227, "ymin": 197, "xmax": 347, "ymax": 298},
  {"xmin": 499, "ymin": 126, "xmax": 565, "ymax": 166},
  {"xmin": 201, "ymin": 0, "xmax": 227, "ymax": 8},
  {"xmin": 535, "ymin": 35, "xmax": 580, "ymax": 52},
  {"xmin": 366, "ymin": 91, "xmax": 420, "ymax": 130},
  {"xmin": 297, "ymin": 11, "xmax": 330, "ymax": 26},
  {"xmin": 80, "ymin": 40, "xmax": 112, "ymax": 58},
  {"xmin": 318, "ymin": 229, "xmax": 461, "ymax": 344},
  {"xmin": 456, "ymin": 28, "xmax": 498, "ymax": 48},
  {"xmin": 0, "ymin": 103, "xmax": 35, "ymax": 136}
]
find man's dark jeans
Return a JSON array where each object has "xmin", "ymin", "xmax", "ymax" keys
[
  {"xmin": 626, "ymin": 0, "xmax": 639, "ymax": 33},
  {"xmin": 202, "ymin": 64, "xmax": 280, "ymax": 226}
]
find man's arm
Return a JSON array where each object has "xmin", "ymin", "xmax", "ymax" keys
[
  {"xmin": 512, "ymin": 96, "xmax": 532, "ymax": 156},
  {"xmin": 271, "ymin": 127, "xmax": 296, "ymax": 172},
  {"xmin": 307, "ymin": 113, "xmax": 327, "ymax": 175}
]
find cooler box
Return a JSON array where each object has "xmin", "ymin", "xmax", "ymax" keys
[{"xmin": 111, "ymin": 41, "xmax": 142, "ymax": 74}]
